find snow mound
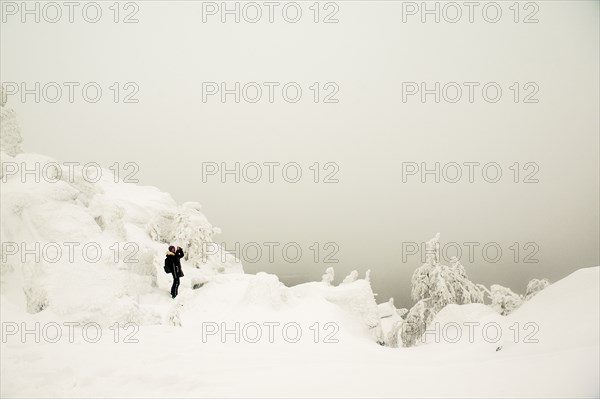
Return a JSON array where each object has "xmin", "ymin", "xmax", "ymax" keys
[
  {"xmin": 0, "ymin": 149, "xmax": 243, "ymax": 327},
  {"xmin": 507, "ymin": 266, "xmax": 599, "ymax": 352},
  {"xmin": 428, "ymin": 266, "xmax": 600, "ymax": 351},
  {"xmin": 154, "ymin": 270, "xmax": 383, "ymax": 343},
  {"xmin": 290, "ymin": 277, "xmax": 384, "ymax": 342}
]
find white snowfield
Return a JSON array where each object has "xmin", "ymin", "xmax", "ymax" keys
[{"xmin": 1, "ymin": 149, "xmax": 599, "ymax": 397}]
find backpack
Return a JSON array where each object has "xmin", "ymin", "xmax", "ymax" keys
[{"xmin": 164, "ymin": 258, "xmax": 173, "ymax": 274}]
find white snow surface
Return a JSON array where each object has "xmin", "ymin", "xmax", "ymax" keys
[{"xmin": 1, "ymin": 151, "xmax": 598, "ymax": 397}]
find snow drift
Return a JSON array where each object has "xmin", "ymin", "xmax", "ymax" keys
[{"xmin": 427, "ymin": 266, "xmax": 599, "ymax": 352}]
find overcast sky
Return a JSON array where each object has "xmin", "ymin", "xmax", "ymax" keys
[{"xmin": 1, "ymin": 0, "xmax": 598, "ymax": 306}]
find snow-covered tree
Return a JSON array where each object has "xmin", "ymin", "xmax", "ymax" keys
[
  {"xmin": 386, "ymin": 320, "xmax": 403, "ymax": 348},
  {"xmin": 411, "ymin": 239, "xmax": 483, "ymax": 309},
  {"xmin": 381, "ymin": 298, "xmax": 408, "ymax": 348},
  {"xmin": 449, "ymin": 257, "xmax": 485, "ymax": 304},
  {"xmin": 403, "ymin": 234, "xmax": 484, "ymax": 346},
  {"xmin": 0, "ymin": 85, "xmax": 24, "ymax": 157},
  {"xmin": 525, "ymin": 278, "xmax": 550, "ymax": 300},
  {"xmin": 147, "ymin": 201, "xmax": 221, "ymax": 267},
  {"xmin": 322, "ymin": 267, "xmax": 335, "ymax": 285},
  {"xmin": 172, "ymin": 203, "xmax": 216, "ymax": 261},
  {"xmin": 401, "ymin": 298, "xmax": 434, "ymax": 347},
  {"xmin": 411, "ymin": 237, "xmax": 483, "ymax": 307},
  {"xmin": 489, "ymin": 284, "xmax": 523, "ymax": 315},
  {"xmin": 484, "ymin": 278, "xmax": 548, "ymax": 315}
]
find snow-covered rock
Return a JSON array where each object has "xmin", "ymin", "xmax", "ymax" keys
[
  {"xmin": 291, "ymin": 270, "xmax": 384, "ymax": 343},
  {"xmin": 0, "ymin": 149, "xmax": 243, "ymax": 327}
]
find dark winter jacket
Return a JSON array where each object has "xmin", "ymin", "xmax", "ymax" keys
[{"xmin": 165, "ymin": 247, "xmax": 185, "ymax": 278}]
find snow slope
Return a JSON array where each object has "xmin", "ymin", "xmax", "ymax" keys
[
  {"xmin": 1, "ymin": 266, "xmax": 598, "ymax": 397},
  {"xmin": 428, "ymin": 267, "xmax": 600, "ymax": 352}
]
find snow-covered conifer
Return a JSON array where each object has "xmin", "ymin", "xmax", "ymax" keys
[{"xmin": 405, "ymin": 234, "xmax": 483, "ymax": 346}]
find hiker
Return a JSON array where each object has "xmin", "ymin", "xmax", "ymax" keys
[{"xmin": 165, "ymin": 245, "xmax": 185, "ymax": 298}]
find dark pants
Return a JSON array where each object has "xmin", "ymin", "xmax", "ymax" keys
[{"xmin": 171, "ymin": 276, "xmax": 180, "ymax": 298}]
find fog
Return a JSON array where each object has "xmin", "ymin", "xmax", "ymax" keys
[{"xmin": 1, "ymin": 0, "xmax": 598, "ymax": 306}]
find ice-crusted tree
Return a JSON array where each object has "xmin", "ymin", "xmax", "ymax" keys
[
  {"xmin": 147, "ymin": 202, "xmax": 221, "ymax": 267},
  {"xmin": 489, "ymin": 284, "xmax": 523, "ymax": 315},
  {"xmin": 172, "ymin": 203, "xmax": 215, "ymax": 261},
  {"xmin": 0, "ymin": 85, "xmax": 24, "ymax": 157},
  {"xmin": 386, "ymin": 320, "xmax": 403, "ymax": 348},
  {"xmin": 525, "ymin": 278, "xmax": 550, "ymax": 300},
  {"xmin": 401, "ymin": 298, "xmax": 434, "ymax": 347},
  {"xmin": 402, "ymin": 234, "xmax": 484, "ymax": 346},
  {"xmin": 411, "ymin": 235, "xmax": 484, "ymax": 308},
  {"xmin": 383, "ymin": 298, "xmax": 409, "ymax": 348}
]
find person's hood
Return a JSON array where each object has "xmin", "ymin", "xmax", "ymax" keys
[{"xmin": 166, "ymin": 251, "xmax": 176, "ymax": 256}]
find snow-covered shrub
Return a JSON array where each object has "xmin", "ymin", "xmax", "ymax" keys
[
  {"xmin": 486, "ymin": 278, "xmax": 549, "ymax": 316},
  {"xmin": 525, "ymin": 278, "xmax": 550, "ymax": 300},
  {"xmin": 489, "ymin": 284, "xmax": 523, "ymax": 315}
]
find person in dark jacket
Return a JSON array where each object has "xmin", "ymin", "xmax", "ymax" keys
[{"xmin": 165, "ymin": 245, "xmax": 184, "ymax": 298}]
